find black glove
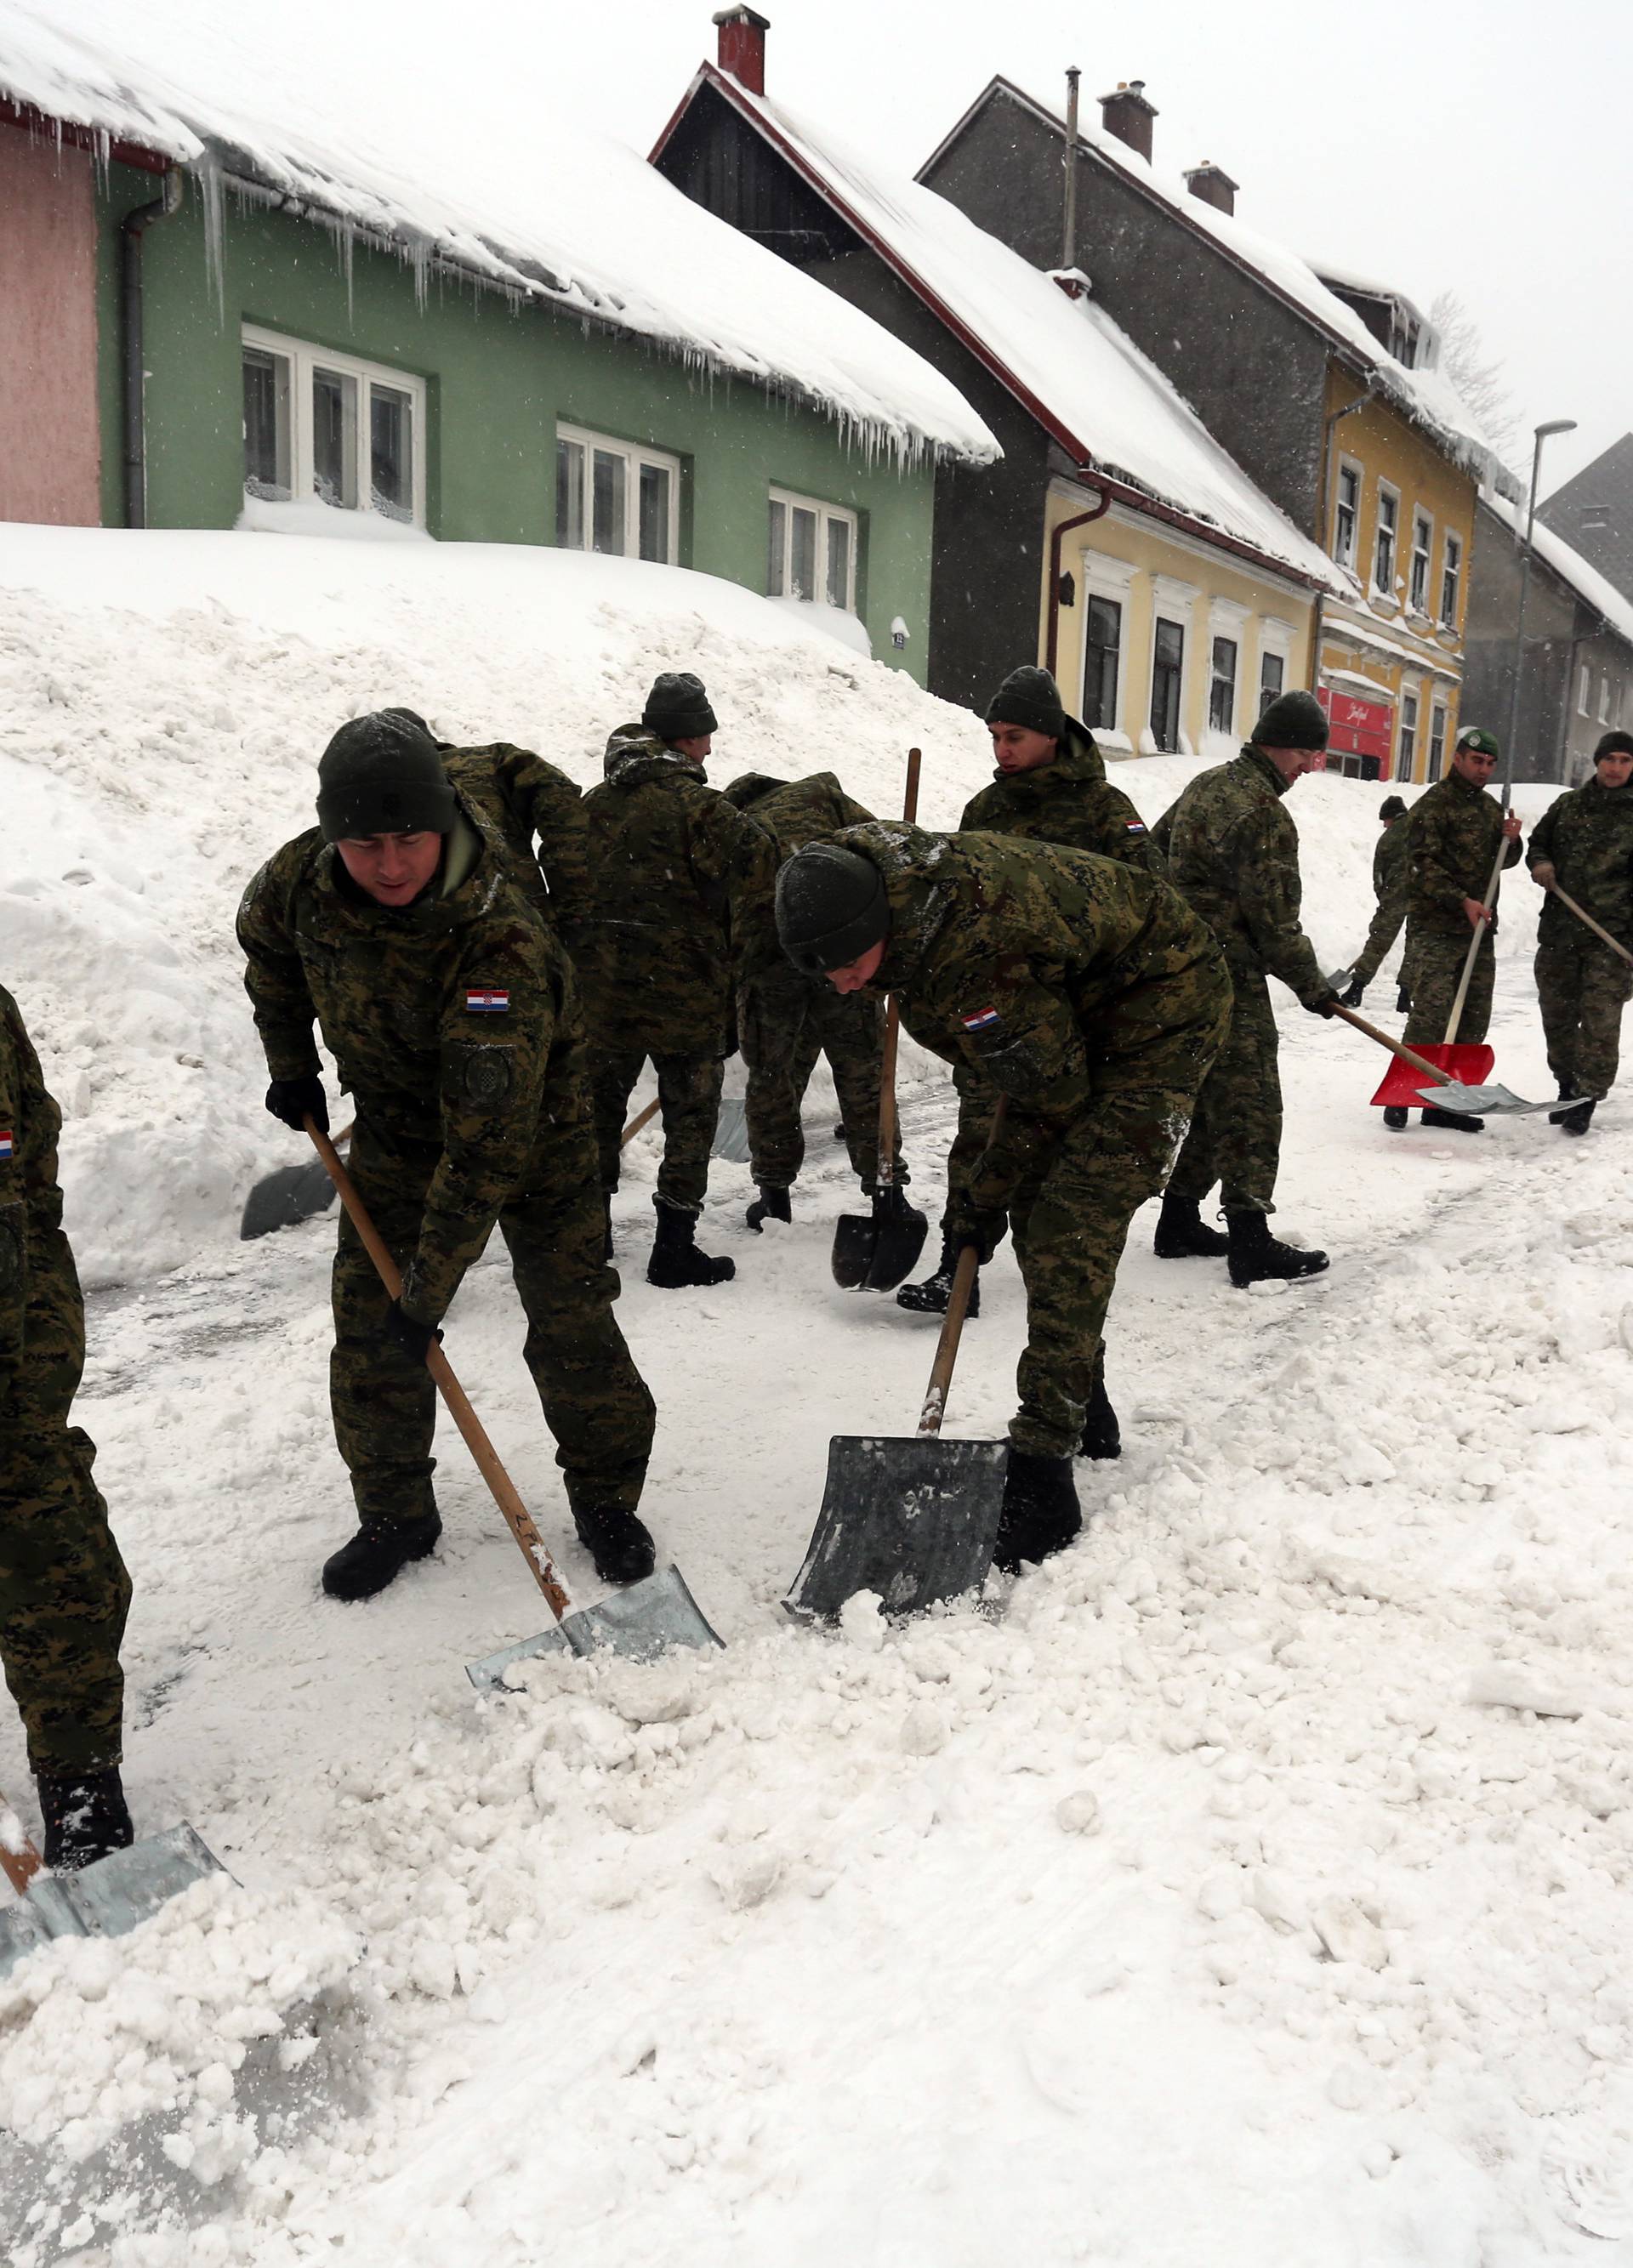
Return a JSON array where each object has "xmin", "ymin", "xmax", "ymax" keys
[
  {"xmin": 384, "ymin": 1299, "xmax": 443, "ymax": 1365},
  {"xmin": 1305, "ymin": 992, "xmax": 1341, "ymax": 1020},
  {"xmin": 1340, "ymin": 978, "xmax": 1366, "ymax": 1009},
  {"xmin": 265, "ymin": 1074, "xmax": 328, "ymax": 1134},
  {"xmin": 950, "ymin": 1207, "xmax": 1008, "ymax": 1265}
]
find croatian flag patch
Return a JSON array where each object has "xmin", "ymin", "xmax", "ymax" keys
[
  {"xmin": 1126, "ymin": 819, "xmax": 1147, "ymax": 832},
  {"xmin": 465, "ymin": 989, "xmax": 509, "ymax": 1015},
  {"xmin": 962, "ymin": 1007, "xmax": 1001, "ymax": 1032},
  {"xmin": 0, "ymin": 1131, "xmax": 12, "ymax": 1160}
]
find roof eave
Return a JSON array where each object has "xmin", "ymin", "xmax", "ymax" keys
[{"xmin": 1, "ymin": 90, "xmax": 174, "ymax": 173}]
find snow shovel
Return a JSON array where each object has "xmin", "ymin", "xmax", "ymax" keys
[
  {"xmin": 1368, "ymin": 833, "xmax": 1509, "ymax": 1108},
  {"xmin": 239, "ymin": 1119, "xmax": 356, "ymax": 1240},
  {"xmin": 833, "ymin": 747, "xmax": 929, "ymax": 1291},
  {"xmin": 0, "ymin": 1782, "xmax": 225, "ymax": 1982},
  {"xmin": 1545, "ymin": 882, "xmax": 1633, "ymax": 969},
  {"xmin": 712, "ymin": 1094, "xmax": 753, "ymax": 1164},
  {"xmin": 301, "ymin": 1123, "xmax": 721, "ymax": 1691},
  {"xmin": 788, "ymin": 1179, "xmax": 1007, "ymax": 1622},
  {"xmin": 1332, "ymin": 1007, "xmax": 1573, "ymax": 1117}
]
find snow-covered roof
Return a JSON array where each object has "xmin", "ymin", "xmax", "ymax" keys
[
  {"xmin": 923, "ymin": 77, "xmax": 1507, "ymax": 485},
  {"xmin": 0, "ymin": 0, "xmax": 996, "ymax": 467},
  {"xmin": 1483, "ymin": 489, "xmax": 1633, "ymax": 654},
  {"xmin": 657, "ymin": 65, "xmax": 1349, "ymax": 594}
]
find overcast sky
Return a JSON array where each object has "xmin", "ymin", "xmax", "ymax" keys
[{"xmin": 319, "ymin": 0, "xmax": 1625, "ymax": 497}]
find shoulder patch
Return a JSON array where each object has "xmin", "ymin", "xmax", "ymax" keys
[
  {"xmin": 465, "ymin": 988, "xmax": 510, "ymax": 1015},
  {"xmin": 962, "ymin": 1007, "xmax": 1002, "ymax": 1032},
  {"xmin": 0, "ymin": 1131, "xmax": 12, "ymax": 1160},
  {"xmin": 1124, "ymin": 819, "xmax": 1147, "ymax": 833}
]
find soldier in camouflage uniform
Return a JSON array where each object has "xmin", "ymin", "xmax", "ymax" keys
[
  {"xmin": 775, "ymin": 822, "xmax": 1231, "ymax": 1573},
  {"xmin": 722, "ymin": 770, "xmax": 906, "ymax": 1230},
  {"xmin": 238, "ymin": 711, "xmax": 657, "ymax": 1601},
  {"xmin": 1396, "ymin": 725, "xmax": 1522, "ymax": 1133},
  {"xmin": 1340, "ymin": 793, "xmax": 1414, "ymax": 1011},
  {"xmin": 1155, "ymin": 690, "xmax": 1341, "ymax": 1285},
  {"xmin": 0, "ymin": 984, "xmax": 134, "ymax": 1870},
  {"xmin": 380, "ymin": 708, "xmax": 588, "ymax": 932},
  {"xmin": 898, "ymin": 667, "xmax": 1160, "ymax": 1377},
  {"xmin": 1528, "ymin": 730, "xmax": 1633, "ymax": 1134},
  {"xmin": 576, "ymin": 674, "xmax": 774, "ymax": 1288}
]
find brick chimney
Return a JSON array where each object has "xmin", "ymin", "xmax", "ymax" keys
[
  {"xmin": 1183, "ymin": 160, "xmax": 1238, "ymax": 216},
  {"xmin": 714, "ymin": 5, "xmax": 770, "ymax": 94},
  {"xmin": 1097, "ymin": 79, "xmax": 1157, "ymax": 162}
]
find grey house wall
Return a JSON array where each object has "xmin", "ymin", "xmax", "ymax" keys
[
  {"xmin": 1539, "ymin": 434, "xmax": 1633, "ymax": 609},
  {"xmin": 918, "ymin": 83, "xmax": 1332, "ymax": 535},
  {"xmin": 1462, "ymin": 497, "xmax": 1633, "ymax": 785}
]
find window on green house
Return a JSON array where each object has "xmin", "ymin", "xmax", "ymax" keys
[
  {"xmin": 767, "ymin": 487, "xmax": 858, "ymax": 610},
  {"xmin": 555, "ymin": 424, "xmax": 680, "ymax": 563},
  {"xmin": 240, "ymin": 327, "xmax": 426, "ymax": 526}
]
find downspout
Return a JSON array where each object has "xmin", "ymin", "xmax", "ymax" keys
[
  {"xmin": 1044, "ymin": 484, "xmax": 1111, "ymax": 679},
  {"xmin": 122, "ymin": 166, "xmax": 185, "ymax": 529},
  {"xmin": 1310, "ymin": 381, "xmax": 1373, "ymax": 709}
]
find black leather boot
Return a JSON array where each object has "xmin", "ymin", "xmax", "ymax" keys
[
  {"xmin": 745, "ymin": 1185, "xmax": 792, "ymax": 1232},
  {"xmin": 1382, "ymin": 1106, "xmax": 1409, "ymax": 1129},
  {"xmin": 1152, "ymin": 1192, "xmax": 1228, "ymax": 1258},
  {"xmin": 37, "ymin": 1766, "xmax": 134, "ymax": 1872},
  {"xmin": 1420, "ymin": 1105, "xmax": 1484, "ymax": 1134},
  {"xmin": 322, "ymin": 1512, "xmax": 442, "ymax": 1600},
  {"xmin": 896, "ymin": 1236, "xmax": 980, "ymax": 1317},
  {"xmin": 648, "ymin": 1197, "xmax": 735, "ymax": 1287},
  {"xmin": 573, "ymin": 1504, "xmax": 657, "ymax": 1585},
  {"xmin": 1226, "ymin": 1209, "xmax": 1329, "ymax": 1288},
  {"xmin": 1078, "ymin": 1362, "xmax": 1121, "ymax": 1459},
  {"xmin": 1561, "ymin": 1099, "xmax": 1596, "ymax": 1136},
  {"xmin": 993, "ymin": 1451, "xmax": 1081, "ymax": 1574}
]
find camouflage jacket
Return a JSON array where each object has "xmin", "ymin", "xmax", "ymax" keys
[
  {"xmin": 576, "ymin": 726, "xmax": 774, "ymax": 1055},
  {"xmin": 1351, "ymin": 817, "xmax": 1413, "ymax": 986},
  {"xmin": 1528, "ymin": 778, "xmax": 1633, "ymax": 947},
  {"xmin": 0, "ymin": 983, "xmax": 65, "ymax": 1367},
  {"xmin": 237, "ymin": 804, "xmax": 588, "ymax": 1326},
  {"xmin": 1406, "ymin": 769, "xmax": 1522, "ymax": 935},
  {"xmin": 835, "ymin": 822, "xmax": 1229, "ymax": 1192},
  {"xmin": 441, "ymin": 742, "xmax": 587, "ymax": 930},
  {"xmin": 724, "ymin": 770, "xmax": 876, "ymax": 976},
  {"xmin": 959, "ymin": 726, "xmax": 1159, "ymax": 874},
  {"xmin": 1159, "ymin": 745, "xmax": 1329, "ymax": 1005}
]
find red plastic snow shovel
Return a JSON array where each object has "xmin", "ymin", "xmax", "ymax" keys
[
  {"xmin": 302, "ymin": 1122, "xmax": 721, "ymax": 1691},
  {"xmin": 1335, "ymin": 1008, "xmax": 1566, "ymax": 1117},
  {"xmin": 833, "ymin": 746, "xmax": 928, "ymax": 1291},
  {"xmin": 1368, "ymin": 833, "xmax": 1508, "ymax": 1107}
]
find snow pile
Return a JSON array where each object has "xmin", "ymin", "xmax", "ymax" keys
[
  {"xmin": 687, "ymin": 68, "xmax": 1348, "ymax": 594},
  {"xmin": 0, "ymin": 0, "xmax": 995, "ymax": 467},
  {"xmin": 0, "ymin": 525, "xmax": 997, "ymax": 1284}
]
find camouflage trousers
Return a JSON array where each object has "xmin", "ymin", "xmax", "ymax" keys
[
  {"xmin": 333, "ymin": 1115, "xmax": 655, "ymax": 1528},
  {"xmin": 740, "ymin": 963, "xmax": 901, "ymax": 1191},
  {"xmin": 939, "ymin": 1066, "xmax": 999, "ymax": 1230},
  {"xmin": 1403, "ymin": 924, "xmax": 1494, "ymax": 1049},
  {"xmin": 589, "ymin": 1044, "xmax": 721, "ymax": 1214},
  {"xmin": 1165, "ymin": 977, "xmax": 1282, "ymax": 1216},
  {"xmin": 0, "ymin": 1219, "xmax": 130, "ymax": 1775},
  {"xmin": 1536, "ymin": 927, "xmax": 1632, "ymax": 1099}
]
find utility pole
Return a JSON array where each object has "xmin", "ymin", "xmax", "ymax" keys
[{"xmin": 1502, "ymin": 418, "xmax": 1577, "ymax": 801}]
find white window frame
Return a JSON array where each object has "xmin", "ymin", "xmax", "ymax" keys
[
  {"xmin": 766, "ymin": 486, "xmax": 859, "ymax": 611},
  {"xmin": 1334, "ymin": 459, "xmax": 1362, "ymax": 570},
  {"xmin": 1373, "ymin": 480, "xmax": 1401, "ymax": 600},
  {"xmin": 555, "ymin": 422, "xmax": 680, "ymax": 565},
  {"xmin": 1397, "ymin": 679, "xmax": 1420, "ymax": 782},
  {"xmin": 1428, "ymin": 699, "xmax": 1448, "ymax": 782},
  {"xmin": 1440, "ymin": 530, "xmax": 1463, "ymax": 630},
  {"xmin": 1147, "ymin": 575, "xmax": 1198, "ymax": 755},
  {"xmin": 1255, "ymin": 616, "xmax": 1294, "ymax": 719},
  {"xmin": 1408, "ymin": 509, "xmax": 1433, "ymax": 614},
  {"xmin": 241, "ymin": 323, "xmax": 426, "ymax": 526},
  {"xmin": 1076, "ymin": 550, "xmax": 1136, "ymax": 738},
  {"xmin": 1579, "ymin": 663, "xmax": 1592, "ymax": 717},
  {"xmin": 1206, "ymin": 595, "xmax": 1249, "ymax": 739}
]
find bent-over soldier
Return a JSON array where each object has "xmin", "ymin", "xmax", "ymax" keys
[
  {"xmin": 1341, "ymin": 793, "xmax": 1414, "ymax": 1011},
  {"xmin": 237, "ymin": 710, "xmax": 657, "ymax": 1601},
  {"xmin": 775, "ymin": 824, "xmax": 1230, "ymax": 1572},
  {"xmin": 1156, "ymin": 690, "xmax": 1340, "ymax": 1283},
  {"xmin": 0, "ymin": 984, "xmax": 134, "ymax": 1868},
  {"xmin": 1528, "ymin": 729, "xmax": 1633, "ymax": 1134}
]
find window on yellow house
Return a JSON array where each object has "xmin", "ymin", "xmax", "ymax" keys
[
  {"xmin": 1440, "ymin": 532, "xmax": 1463, "ymax": 629},
  {"xmin": 1374, "ymin": 486, "xmax": 1400, "ymax": 598},
  {"xmin": 1409, "ymin": 514, "xmax": 1432, "ymax": 612},
  {"xmin": 1334, "ymin": 463, "xmax": 1360, "ymax": 569},
  {"xmin": 1397, "ymin": 690, "xmax": 1419, "ymax": 782}
]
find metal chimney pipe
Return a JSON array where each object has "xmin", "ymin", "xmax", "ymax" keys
[{"xmin": 1063, "ymin": 66, "xmax": 1080, "ymax": 272}]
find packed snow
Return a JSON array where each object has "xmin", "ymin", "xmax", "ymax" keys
[
  {"xmin": 4, "ymin": 526, "xmax": 1632, "ymax": 2265},
  {"xmin": 0, "ymin": 0, "xmax": 996, "ymax": 469},
  {"xmin": 680, "ymin": 67, "xmax": 1349, "ymax": 595}
]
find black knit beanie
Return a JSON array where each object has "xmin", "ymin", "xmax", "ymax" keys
[
  {"xmin": 643, "ymin": 672, "xmax": 718, "ymax": 741},
  {"xmin": 1594, "ymin": 730, "xmax": 1633, "ymax": 764},
  {"xmin": 1252, "ymin": 689, "xmax": 1329, "ymax": 752},
  {"xmin": 316, "ymin": 711, "xmax": 457, "ymax": 843},
  {"xmin": 1380, "ymin": 794, "xmax": 1407, "ymax": 821},
  {"xmin": 776, "ymin": 844, "xmax": 890, "ymax": 975},
  {"xmin": 985, "ymin": 666, "xmax": 1067, "ymax": 742}
]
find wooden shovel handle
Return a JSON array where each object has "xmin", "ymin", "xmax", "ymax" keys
[
  {"xmin": 304, "ymin": 1121, "xmax": 573, "ymax": 1624},
  {"xmin": 1330, "ymin": 1003, "xmax": 1453, "ymax": 1087},
  {"xmin": 1444, "ymin": 833, "xmax": 1511, "ymax": 1047},
  {"xmin": 917, "ymin": 1094, "xmax": 1003, "ymax": 1436},
  {"xmin": 1547, "ymin": 882, "xmax": 1633, "ymax": 968},
  {"xmin": 621, "ymin": 1096, "xmax": 661, "ymax": 1145},
  {"xmin": 0, "ymin": 1791, "xmax": 43, "ymax": 1895},
  {"xmin": 873, "ymin": 748, "xmax": 922, "ymax": 1196}
]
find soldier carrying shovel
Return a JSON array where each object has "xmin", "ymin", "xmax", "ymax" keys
[{"xmin": 1528, "ymin": 729, "xmax": 1633, "ymax": 1134}]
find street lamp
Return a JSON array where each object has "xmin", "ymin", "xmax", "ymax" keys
[{"xmin": 1501, "ymin": 417, "xmax": 1578, "ymax": 802}]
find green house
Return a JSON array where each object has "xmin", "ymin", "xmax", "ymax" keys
[{"xmin": 0, "ymin": 3, "xmax": 995, "ymax": 683}]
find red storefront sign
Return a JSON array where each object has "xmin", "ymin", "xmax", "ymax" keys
[{"xmin": 1317, "ymin": 686, "xmax": 1394, "ymax": 765}]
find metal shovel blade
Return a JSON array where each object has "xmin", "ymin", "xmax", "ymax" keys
[
  {"xmin": 783, "ymin": 1432, "xmax": 1009, "ymax": 1625},
  {"xmin": 465, "ymin": 1564, "xmax": 724, "ymax": 1691},
  {"xmin": 831, "ymin": 1197, "xmax": 929, "ymax": 1292},
  {"xmin": 239, "ymin": 1157, "xmax": 341, "ymax": 1240},
  {"xmin": 1371, "ymin": 1041, "xmax": 1494, "ymax": 1108},
  {"xmin": 1414, "ymin": 1080, "xmax": 1584, "ymax": 1117},
  {"xmin": 712, "ymin": 1097, "xmax": 754, "ymax": 1164},
  {"xmin": 0, "ymin": 1824, "xmax": 225, "ymax": 1981}
]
